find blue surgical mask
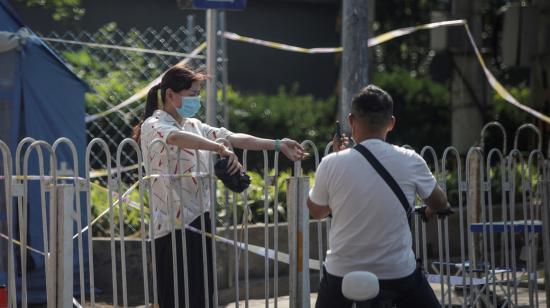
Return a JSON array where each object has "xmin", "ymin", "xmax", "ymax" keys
[{"xmin": 176, "ymin": 96, "xmax": 201, "ymax": 118}]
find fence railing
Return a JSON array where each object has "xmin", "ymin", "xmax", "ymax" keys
[{"xmin": 0, "ymin": 122, "xmax": 549, "ymax": 307}]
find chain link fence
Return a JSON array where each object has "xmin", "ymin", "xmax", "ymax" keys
[{"xmin": 40, "ymin": 16, "xmax": 228, "ymax": 183}]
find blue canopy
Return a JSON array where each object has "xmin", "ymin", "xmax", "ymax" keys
[{"xmin": 0, "ymin": 0, "xmax": 90, "ymax": 303}]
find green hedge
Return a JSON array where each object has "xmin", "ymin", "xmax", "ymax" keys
[
  {"xmin": 226, "ymin": 85, "xmax": 337, "ymax": 146},
  {"xmin": 89, "ymin": 170, "xmax": 315, "ymax": 237},
  {"xmin": 226, "ymin": 69, "xmax": 451, "ymax": 159},
  {"xmin": 373, "ymin": 68, "xmax": 450, "ymax": 152}
]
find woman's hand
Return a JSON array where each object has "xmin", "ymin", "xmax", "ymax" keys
[
  {"xmin": 280, "ymin": 138, "xmax": 308, "ymax": 161},
  {"xmin": 332, "ymin": 133, "xmax": 350, "ymax": 152},
  {"xmin": 218, "ymin": 145, "xmax": 243, "ymax": 175}
]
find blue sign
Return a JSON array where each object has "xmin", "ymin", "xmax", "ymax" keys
[{"xmin": 193, "ymin": 0, "xmax": 247, "ymax": 10}]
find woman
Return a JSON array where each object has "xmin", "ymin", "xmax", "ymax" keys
[{"xmin": 132, "ymin": 64, "xmax": 306, "ymax": 307}]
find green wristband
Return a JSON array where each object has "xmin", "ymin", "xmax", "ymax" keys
[{"xmin": 274, "ymin": 139, "xmax": 281, "ymax": 152}]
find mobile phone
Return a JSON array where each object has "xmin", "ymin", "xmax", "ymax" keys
[{"xmin": 333, "ymin": 121, "xmax": 343, "ymax": 144}]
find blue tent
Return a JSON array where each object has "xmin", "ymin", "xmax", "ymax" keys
[{"xmin": 0, "ymin": 0, "xmax": 90, "ymax": 303}]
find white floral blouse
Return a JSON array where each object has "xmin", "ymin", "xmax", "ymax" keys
[{"xmin": 140, "ymin": 110, "xmax": 233, "ymax": 238}]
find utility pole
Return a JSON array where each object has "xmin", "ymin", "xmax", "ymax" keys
[
  {"xmin": 340, "ymin": 0, "xmax": 369, "ymax": 132},
  {"xmin": 450, "ymin": 0, "xmax": 486, "ymax": 153},
  {"xmin": 450, "ymin": 0, "xmax": 486, "ymax": 284},
  {"xmin": 206, "ymin": 9, "xmax": 218, "ymax": 126}
]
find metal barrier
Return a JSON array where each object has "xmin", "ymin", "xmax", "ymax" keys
[{"xmin": 0, "ymin": 122, "xmax": 549, "ymax": 307}]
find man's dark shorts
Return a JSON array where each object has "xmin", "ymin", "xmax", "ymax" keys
[{"xmin": 315, "ymin": 266, "xmax": 441, "ymax": 308}]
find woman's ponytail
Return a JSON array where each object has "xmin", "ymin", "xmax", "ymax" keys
[
  {"xmin": 132, "ymin": 65, "xmax": 206, "ymax": 142},
  {"xmin": 132, "ymin": 83, "xmax": 162, "ymax": 142}
]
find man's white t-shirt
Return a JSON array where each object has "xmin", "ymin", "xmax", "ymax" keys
[{"xmin": 309, "ymin": 139, "xmax": 437, "ymax": 279}]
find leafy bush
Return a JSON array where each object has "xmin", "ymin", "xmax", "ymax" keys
[
  {"xmin": 216, "ymin": 169, "xmax": 315, "ymax": 226},
  {"xmin": 373, "ymin": 68, "xmax": 450, "ymax": 152},
  {"xmin": 89, "ymin": 180, "xmax": 147, "ymax": 237},
  {"xmin": 226, "ymin": 86, "xmax": 337, "ymax": 171},
  {"xmin": 227, "ymin": 85, "xmax": 337, "ymax": 145},
  {"xmin": 62, "ymin": 23, "xmax": 153, "ymax": 115},
  {"xmin": 89, "ymin": 169, "xmax": 315, "ymax": 236},
  {"xmin": 440, "ymin": 162, "xmax": 542, "ymax": 210},
  {"xmin": 490, "ymin": 86, "xmax": 537, "ymax": 151}
]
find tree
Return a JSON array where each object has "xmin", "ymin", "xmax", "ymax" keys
[{"xmin": 16, "ymin": 0, "xmax": 84, "ymax": 21}]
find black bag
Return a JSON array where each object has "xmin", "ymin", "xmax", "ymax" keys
[{"xmin": 214, "ymin": 157, "xmax": 251, "ymax": 193}]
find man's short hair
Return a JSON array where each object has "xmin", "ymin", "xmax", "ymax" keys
[{"xmin": 351, "ymin": 85, "xmax": 393, "ymax": 130}]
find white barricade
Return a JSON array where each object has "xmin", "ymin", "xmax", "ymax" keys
[{"xmin": 0, "ymin": 121, "xmax": 549, "ymax": 308}]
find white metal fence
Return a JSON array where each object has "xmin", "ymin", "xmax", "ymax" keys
[{"xmin": 0, "ymin": 121, "xmax": 549, "ymax": 307}]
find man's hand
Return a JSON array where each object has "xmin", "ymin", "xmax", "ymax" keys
[
  {"xmin": 421, "ymin": 204, "xmax": 454, "ymax": 222},
  {"xmin": 218, "ymin": 145, "xmax": 242, "ymax": 175},
  {"xmin": 280, "ymin": 138, "xmax": 308, "ymax": 161}
]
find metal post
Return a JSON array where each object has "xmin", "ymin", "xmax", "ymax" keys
[
  {"xmin": 186, "ymin": 15, "xmax": 195, "ymax": 53},
  {"xmin": 54, "ymin": 184, "xmax": 74, "ymax": 308},
  {"xmin": 450, "ymin": 0, "xmax": 486, "ymax": 153},
  {"xmin": 287, "ymin": 177, "xmax": 310, "ymax": 308},
  {"xmin": 467, "ymin": 152, "xmax": 481, "ymax": 271},
  {"xmin": 219, "ymin": 11, "xmax": 230, "ymax": 128},
  {"xmin": 206, "ymin": 9, "xmax": 218, "ymax": 126},
  {"xmin": 543, "ymin": 161, "xmax": 550, "ymax": 304}
]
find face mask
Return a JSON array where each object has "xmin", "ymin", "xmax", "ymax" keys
[{"xmin": 176, "ymin": 96, "xmax": 201, "ymax": 118}]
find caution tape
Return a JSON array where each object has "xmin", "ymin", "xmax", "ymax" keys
[
  {"xmin": 223, "ymin": 19, "xmax": 550, "ymax": 124},
  {"xmin": 0, "ymin": 232, "xmax": 46, "ymax": 256},
  {"xmin": 84, "ymin": 42, "xmax": 207, "ymax": 123},
  {"xmin": 366, "ymin": 19, "xmax": 465, "ymax": 47},
  {"xmin": 74, "ymin": 181, "xmax": 143, "ymax": 239},
  {"xmin": 185, "ymin": 224, "xmax": 322, "ymax": 271},
  {"xmin": 0, "ymin": 175, "xmax": 84, "ymax": 181},
  {"xmin": 76, "ymin": 174, "xmax": 209, "ymax": 239},
  {"xmin": 72, "ymin": 297, "xmax": 83, "ymax": 308},
  {"xmin": 222, "ymin": 32, "xmax": 342, "ymax": 53},
  {"xmin": 89, "ymin": 163, "xmax": 141, "ymax": 178},
  {"xmin": 41, "ymin": 37, "xmax": 206, "ymax": 59},
  {"xmin": 223, "ymin": 20, "xmax": 465, "ymax": 52},
  {"xmin": 462, "ymin": 24, "xmax": 550, "ymax": 124},
  {"xmin": 80, "ymin": 19, "xmax": 549, "ymax": 126},
  {"xmin": 82, "ymin": 180, "xmax": 323, "ymax": 270},
  {"xmin": 0, "ymin": 170, "xmax": 207, "ymax": 181},
  {"xmin": 88, "ymin": 21, "xmax": 465, "ymax": 123}
]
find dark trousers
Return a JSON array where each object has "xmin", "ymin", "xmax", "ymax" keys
[
  {"xmin": 315, "ymin": 266, "xmax": 441, "ymax": 308},
  {"xmin": 155, "ymin": 214, "xmax": 214, "ymax": 308}
]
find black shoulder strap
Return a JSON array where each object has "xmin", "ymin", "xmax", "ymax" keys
[{"xmin": 353, "ymin": 143, "xmax": 411, "ymax": 220}]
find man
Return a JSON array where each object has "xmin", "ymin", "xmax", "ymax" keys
[{"xmin": 308, "ymin": 85, "xmax": 450, "ymax": 308}]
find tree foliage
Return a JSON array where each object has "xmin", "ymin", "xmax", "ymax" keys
[
  {"xmin": 373, "ymin": 68, "xmax": 450, "ymax": 152},
  {"xmin": 17, "ymin": 0, "xmax": 85, "ymax": 20}
]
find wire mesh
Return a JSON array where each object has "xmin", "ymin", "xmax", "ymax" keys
[{"xmin": 39, "ymin": 20, "xmax": 230, "ymax": 185}]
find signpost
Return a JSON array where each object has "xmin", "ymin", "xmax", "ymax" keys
[
  {"xmin": 182, "ymin": 0, "xmax": 246, "ymax": 126},
  {"xmin": 205, "ymin": 9, "xmax": 218, "ymax": 126}
]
